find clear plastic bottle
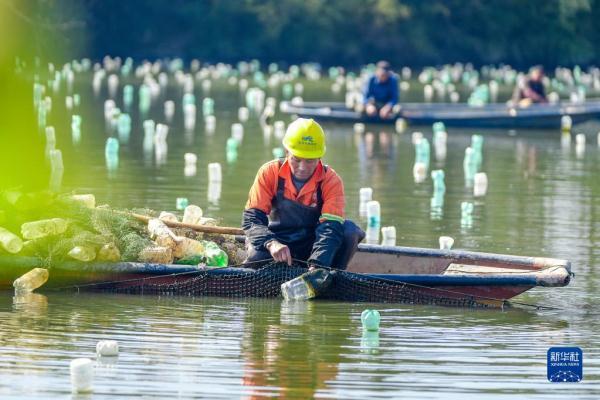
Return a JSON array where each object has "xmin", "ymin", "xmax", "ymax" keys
[
  {"xmin": 174, "ymin": 237, "xmax": 205, "ymax": 259},
  {"xmin": 71, "ymin": 194, "xmax": 96, "ymax": 208},
  {"xmin": 97, "ymin": 243, "xmax": 121, "ymax": 262},
  {"xmin": 138, "ymin": 246, "xmax": 173, "ymax": 264},
  {"xmin": 21, "ymin": 218, "xmax": 68, "ymax": 240},
  {"xmin": 182, "ymin": 205, "xmax": 203, "ymax": 225},
  {"xmin": 68, "ymin": 246, "xmax": 96, "ymax": 262},
  {"xmin": 13, "ymin": 268, "xmax": 49, "ymax": 292},
  {"xmin": 280, "ymin": 269, "xmax": 332, "ymax": 301},
  {"xmin": 0, "ymin": 227, "xmax": 23, "ymax": 253}
]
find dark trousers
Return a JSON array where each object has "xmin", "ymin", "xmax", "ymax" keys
[{"xmin": 245, "ymin": 220, "xmax": 365, "ymax": 270}]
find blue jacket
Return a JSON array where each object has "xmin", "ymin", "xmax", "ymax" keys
[{"xmin": 363, "ymin": 74, "xmax": 399, "ymax": 106}]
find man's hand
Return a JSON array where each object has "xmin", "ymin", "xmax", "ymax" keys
[
  {"xmin": 365, "ymin": 103, "xmax": 377, "ymax": 117},
  {"xmin": 379, "ymin": 103, "xmax": 393, "ymax": 119},
  {"xmin": 266, "ymin": 240, "xmax": 292, "ymax": 266}
]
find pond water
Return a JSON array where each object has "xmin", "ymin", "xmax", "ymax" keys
[{"xmin": 1, "ymin": 76, "xmax": 599, "ymax": 398}]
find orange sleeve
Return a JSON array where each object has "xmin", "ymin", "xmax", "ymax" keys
[
  {"xmin": 320, "ymin": 168, "xmax": 345, "ymax": 222},
  {"xmin": 245, "ymin": 161, "xmax": 279, "ymax": 214}
]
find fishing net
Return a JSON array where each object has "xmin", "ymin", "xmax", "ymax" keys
[
  {"xmin": 0, "ymin": 190, "xmax": 244, "ymax": 267},
  {"xmin": 85, "ymin": 261, "xmax": 488, "ymax": 307}
]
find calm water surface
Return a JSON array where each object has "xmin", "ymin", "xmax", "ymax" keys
[{"xmin": 1, "ymin": 78, "xmax": 599, "ymax": 398}]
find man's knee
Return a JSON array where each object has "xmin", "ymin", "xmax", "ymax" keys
[{"xmin": 343, "ymin": 220, "xmax": 365, "ymax": 246}]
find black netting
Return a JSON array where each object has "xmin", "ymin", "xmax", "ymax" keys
[{"xmin": 83, "ymin": 261, "xmax": 490, "ymax": 307}]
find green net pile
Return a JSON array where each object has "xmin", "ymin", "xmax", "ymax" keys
[{"xmin": 0, "ymin": 190, "xmax": 245, "ymax": 268}]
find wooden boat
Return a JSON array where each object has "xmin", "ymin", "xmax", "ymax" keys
[
  {"xmin": 0, "ymin": 244, "xmax": 571, "ymax": 307},
  {"xmin": 280, "ymin": 100, "xmax": 600, "ymax": 128}
]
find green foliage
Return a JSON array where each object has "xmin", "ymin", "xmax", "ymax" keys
[{"xmin": 16, "ymin": 0, "xmax": 600, "ymax": 68}]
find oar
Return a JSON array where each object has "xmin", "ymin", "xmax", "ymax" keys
[{"xmin": 129, "ymin": 212, "xmax": 244, "ymax": 236}]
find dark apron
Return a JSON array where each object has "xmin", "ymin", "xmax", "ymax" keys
[{"xmin": 268, "ymin": 176, "xmax": 323, "ymax": 250}]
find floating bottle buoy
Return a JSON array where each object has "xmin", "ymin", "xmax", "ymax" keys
[
  {"xmin": 439, "ymin": 236, "xmax": 454, "ymax": 250},
  {"xmin": 359, "ymin": 187, "xmax": 373, "ymax": 217},
  {"xmin": 561, "ymin": 115, "xmax": 572, "ymax": 134},
  {"xmin": 361, "ymin": 309, "xmax": 381, "ymax": 331},
  {"xmin": 353, "ymin": 123, "xmax": 365, "ymax": 134},
  {"xmin": 381, "ymin": 226, "xmax": 396, "ymax": 246},
  {"xmin": 96, "ymin": 340, "xmax": 119, "ymax": 357},
  {"xmin": 70, "ymin": 358, "xmax": 94, "ymax": 393},
  {"xmin": 395, "ymin": 118, "xmax": 407, "ymax": 133},
  {"xmin": 238, "ymin": 107, "xmax": 249, "ymax": 122},
  {"xmin": 206, "ymin": 162, "xmax": 221, "ymax": 183},
  {"xmin": 176, "ymin": 197, "xmax": 189, "ymax": 210},
  {"xmin": 473, "ymin": 172, "xmax": 488, "ymax": 197},
  {"xmin": 164, "ymin": 100, "xmax": 175, "ymax": 121},
  {"xmin": 431, "ymin": 169, "xmax": 445, "ymax": 193},
  {"xmin": 366, "ymin": 200, "xmax": 381, "ymax": 245}
]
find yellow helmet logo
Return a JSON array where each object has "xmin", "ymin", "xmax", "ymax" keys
[{"xmin": 282, "ymin": 118, "xmax": 326, "ymax": 159}]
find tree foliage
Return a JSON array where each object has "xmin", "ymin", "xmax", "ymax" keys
[{"xmin": 7, "ymin": 0, "xmax": 600, "ymax": 67}]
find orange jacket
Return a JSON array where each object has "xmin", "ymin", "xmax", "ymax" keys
[{"xmin": 245, "ymin": 159, "xmax": 345, "ymax": 223}]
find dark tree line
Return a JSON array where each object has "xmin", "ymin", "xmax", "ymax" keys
[{"xmin": 7, "ymin": 0, "xmax": 600, "ymax": 68}]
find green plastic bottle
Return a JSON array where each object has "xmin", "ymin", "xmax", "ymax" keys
[{"xmin": 203, "ymin": 241, "xmax": 228, "ymax": 267}]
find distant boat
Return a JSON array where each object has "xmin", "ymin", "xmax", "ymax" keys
[
  {"xmin": 0, "ymin": 244, "xmax": 571, "ymax": 308},
  {"xmin": 280, "ymin": 100, "xmax": 600, "ymax": 128}
]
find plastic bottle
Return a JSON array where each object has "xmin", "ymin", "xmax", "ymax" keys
[
  {"xmin": 561, "ymin": 116, "xmax": 572, "ymax": 134},
  {"xmin": 159, "ymin": 211, "xmax": 179, "ymax": 222},
  {"xmin": 366, "ymin": 200, "xmax": 381, "ymax": 245},
  {"xmin": 138, "ymin": 246, "xmax": 173, "ymax": 264},
  {"xmin": 97, "ymin": 243, "xmax": 121, "ymax": 262},
  {"xmin": 182, "ymin": 205, "xmax": 203, "ymax": 225},
  {"xmin": 176, "ymin": 198, "xmax": 189, "ymax": 210},
  {"xmin": 395, "ymin": 118, "xmax": 407, "ymax": 133},
  {"xmin": 13, "ymin": 268, "xmax": 49, "ymax": 292},
  {"xmin": 164, "ymin": 100, "xmax": 175, "ymax": 121},
  {"xmin": 202, "ymin": 97, "xmax": 214, "ymax": 116},
  {"xmin": 359, "ymin": 187, "xmax": 373, "ymax": 217},
  {"xmin": 381, "ymin": 226, "xmax": 396, "ymax": 246},
  {"xmin": 361, "ymin": 309, "xmax": 381, "ymax": 331},
  {"xmin": 353, "ymin": 123, "xmax": 365, "ymax": 134},
  {"xmin": 238, "ymin": 107, "xmax": 249, "ymax": 122},
  {"xmin": 174, "ymin": 237, "xmax": 205, "ymax": 259},
  {"xmin": 71, "ymin": 194, "xmax": 95, "ymax": 208},
  {"xmin": 208, "ymin": 162, "xmax": 222, "ymax": 182},
  {"xmin": 203, "ymin": 241, "xmax": 228, "ymax": 267},
  {"xmin": 439, "ymin": 236, "xmax": 454, "ymax": 250},
  {"xmin": 280, "ymin": 269, "xmax": 333, "ymax": 300},
  {"xmin": 21, "ymin": 218, "xmax": 68, "ymax": 240},
  {"xmin": 431, "ymin": 169, "xmax": 446, "ymax": 193},
  {"xmin": 70, "ymin": 358, "xmax": 94, "ymax": 393},
  {"xmin": 0, "ymin": 227, "xmax": 23, "ymax": 253},
  {"xmin": 68, "ymin": 246, "xmax": 96, "ymax": 262},
  {"xmin": 473, "ymin": 172, "xmax": 488, "ymax": 197},
  {"xmin": 96, "ymin": 340, "xmax": 119, "ymax": 357}
]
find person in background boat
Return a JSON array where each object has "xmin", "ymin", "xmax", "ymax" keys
[
  {"xmin": 242, "ymin": 118, "xmax": 365, "ymax": 269},
  {"xmin": 362, "ymin": 60, "xmax": 400, "ymax": 119},
  {"xmin": 512, "ymin": 65, "xmax": 547, "ymax": 107}
]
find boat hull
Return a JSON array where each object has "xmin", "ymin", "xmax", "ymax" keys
[
  {"xmin": 280, "ymin": 101, "xmax": 600, "ymax": 128},
  {"xmin": 0, "ymin": 244, "xmax": 571, "ymax": 306}
]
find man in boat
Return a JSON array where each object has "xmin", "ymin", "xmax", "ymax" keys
[
  {"xmin": 362, "ymin": 60, "xmax": 399, "ymax": 119},
  {"xmin": 512, "ymin": 65, "xmax": 547, "ymax": 107},
  {"xmin": 242, "ymin": 118, "xmax": 365, "ymax": 269}
]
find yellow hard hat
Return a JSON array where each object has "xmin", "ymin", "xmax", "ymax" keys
[{"xmin": 282, "ymin": 118, "xmax": 326, "ymax": 159}]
